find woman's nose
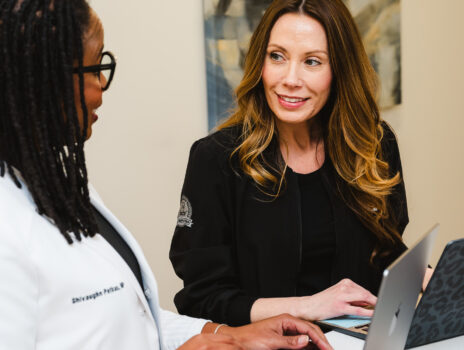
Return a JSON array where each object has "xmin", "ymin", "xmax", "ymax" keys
[{"xmin": 282, "ymin": 62, "xmax": 303, "ymax": 88}]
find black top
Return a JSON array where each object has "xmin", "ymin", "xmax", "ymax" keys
[
  {"xmin": 92, "ymin": 206, "xmax": 144, "ymax": 290},
  {"xmin": 295, "ymin": 163, "xmax": 336, "ymax": 296},
  {"xmin": 170, "ymin": 122, "xmax": 409, "ymax": 326}
]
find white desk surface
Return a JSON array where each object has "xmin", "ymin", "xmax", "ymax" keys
[{"xmin": 325, "ymin": 331, "xmax": 464, "ymax": 350}]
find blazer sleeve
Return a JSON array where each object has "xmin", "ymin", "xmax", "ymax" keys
[
  {"xmin": 0, "ymin": 215, "xmax": 37, "ymax": 350},
  {"xmin": 158, "ymin": 308, "xmax": 208, "ymax": 350},
  {"xmin": 169, "ymin": 138, "xmax": 258, "ymax": 326},
  {"xmin": 381, "ymin": 122, "xmax": 409, "ymax": 236}
]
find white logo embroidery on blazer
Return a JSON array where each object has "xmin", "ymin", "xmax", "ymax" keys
[{"xmin": 177, "ymin": 195, "xmax": 193, "ymax": 228}]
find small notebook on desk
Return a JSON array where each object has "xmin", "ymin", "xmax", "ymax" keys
[{"xmin": 318, "ymin": 315, "xmax": 372, "ymax": 339}]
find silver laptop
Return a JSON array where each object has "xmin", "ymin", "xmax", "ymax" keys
[{"xmin": 318, "ymin": 224, "xmax": 439, "ymax": 350}]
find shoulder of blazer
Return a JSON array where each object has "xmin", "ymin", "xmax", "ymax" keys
[
  {"xmin": 0, "ymin": 173, "xmax": 38, "ymax": 252},
  {"xmin": 379, "ymin": 122, "xmax": 407, "ymax": 218},
  {"xmin": 189, "ymin": 125, "xmax": 243, "ymax": 176},
  {"xmin": 195, "ymin": 125, "xmax": 282, "ymax": 170},
  {"xmin": 193, "ymin": 126, "xmax": 242, "ymax": 156},
  {"xmin": 380, "ymin": 121, "xmax": 401, "ymax": 167}
]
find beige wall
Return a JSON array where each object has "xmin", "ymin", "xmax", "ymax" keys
[
  {"xmin": 86, "ymin": 0, "xmax": 207, "ymax": 311},
  {"xmin": 87, "ymin": 0, "xmax": 464, "ymax": 312},
  {"xmin": 392, "ymin": 0, "xmax": 464, "ymax": 258}
]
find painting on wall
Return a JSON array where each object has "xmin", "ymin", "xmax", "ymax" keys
[{"xmin": 204, "ymin": 0, "xmax": 402, "ymax": 130}]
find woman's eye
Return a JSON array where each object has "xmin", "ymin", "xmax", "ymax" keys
[
  {"xmin": 270, "ymin": 52, "xmax": 283, "ymax": 62},
  {"xmin": 305, "ymin": 58, "xmax": 321, "ymax": 66}
]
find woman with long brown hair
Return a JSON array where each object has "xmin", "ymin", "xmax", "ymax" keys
[{"xmin": 170, "ymin": 0, "xmax": 410, "ymax": 326}]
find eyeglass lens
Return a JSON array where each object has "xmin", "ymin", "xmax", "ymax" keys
[{"xmin": 100, "ymin": 53, "xmax": 113, "ymax": 89}]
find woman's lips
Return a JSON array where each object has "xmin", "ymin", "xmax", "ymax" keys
[
  {"xmin": 277, "ymin": 93, "xmax": 309, "ymax": 109},
  {"xmin": 92, "ymin": 113, "xmax": 98, "ymax": 122}
]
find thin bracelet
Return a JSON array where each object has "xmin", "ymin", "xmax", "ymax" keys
[{"xmin": 213, "ymin": 323, "xmax": 227, "ymax": 334}]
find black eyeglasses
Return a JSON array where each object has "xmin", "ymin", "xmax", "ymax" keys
[{"xmin": 73, "ymin": 51, "xmax": 116, "ymax": 91}]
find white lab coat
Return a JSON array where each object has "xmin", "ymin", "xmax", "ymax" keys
[{"xmin": 0, "ymin": 170, "xmax": 207, "ymax": 350}]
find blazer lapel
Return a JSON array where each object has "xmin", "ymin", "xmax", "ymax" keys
[{"xmin": 89, "ymin": 195, "xmax": 160, "ymax": 328}]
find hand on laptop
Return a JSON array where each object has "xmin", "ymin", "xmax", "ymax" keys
[
  {"xmin": 298, "ymin": 279, "xmax": 377, "ymax": 320},
  {"xmin": 215, "ymin": 314, "xmax": 333, "ymax": 350},
  {"xmin": 250, "ymin": 279, "xmax": 376, "ymax": 324}
]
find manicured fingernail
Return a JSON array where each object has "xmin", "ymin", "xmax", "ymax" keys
[{"xmin": 298, "ymin": 335, "xmax": 309, "ymax": 345}]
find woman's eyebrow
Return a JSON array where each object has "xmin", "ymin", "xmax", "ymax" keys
[
  {"xmin": 267, "ymin": 43, "xmax": 287, "ymax": 53},
  {"xmin": 267, "ymin": 43, "xmax": 328, "ymax": 56}
]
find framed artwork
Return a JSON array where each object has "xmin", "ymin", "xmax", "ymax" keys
[{"xmin": 204, "ymin": 0, "xmax": 401, "ymax": 130}]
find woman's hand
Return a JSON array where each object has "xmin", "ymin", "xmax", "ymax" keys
[
  {"xmin": 178, "ymin": 334, "xmax": 244, "ymax": 350},
  {"xmin": 251, "ymin": 279, "xmax": 377, "ymax": 322},
  {"xmin": 298, "ymin": 279, "xmax": 377, "ymax": 320},
  {"xmin": 218, "ymin": 314, "xmax": 333, "ymax": 350}
]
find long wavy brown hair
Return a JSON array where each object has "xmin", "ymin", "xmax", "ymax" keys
[{"xmin": 219, "ymin": 0, "xmax": 403, "ymax": 258}]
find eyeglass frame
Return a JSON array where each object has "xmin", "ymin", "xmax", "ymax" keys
[{"xmin": 72, "ymin": 51, "xmax": 116, "ymax": 91}]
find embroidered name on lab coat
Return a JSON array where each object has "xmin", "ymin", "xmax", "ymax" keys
[
  {"xmin": 177, "ymin": 195, "xmax": 193, "ymax": 228},
  {"xmin": 72, "ymin": 282, "xmax": 125, "ymax": 304}
]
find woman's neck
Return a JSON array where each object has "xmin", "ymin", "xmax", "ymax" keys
[{"xmin": 277, "ymin": 119, "xmax": 325, "ymax": 174}]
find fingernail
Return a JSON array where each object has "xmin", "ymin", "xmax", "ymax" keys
[{"xmin": 297, "ymin": 335, "xmax": 309, "ymax": 345}]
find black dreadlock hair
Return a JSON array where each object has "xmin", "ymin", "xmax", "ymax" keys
[{"xmin": 0, "ymin": 0, "xmax": 98, "ymax": 243}]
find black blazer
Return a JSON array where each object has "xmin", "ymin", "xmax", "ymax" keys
[{"xmin": 170, "ymin": 123, "xmax": 409, "ymax": 326}]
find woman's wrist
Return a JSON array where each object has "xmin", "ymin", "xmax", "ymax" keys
[
  {"xmin": 291, "ymin": 296, "xmax": 307, "ymax": 319},
  {"xmin": 214, "ymin": 323, "xmax": 227, "ymax": 334},
  {"xmin": 250, "ymin": 296, "xmax": 308, "ymax": 322},
  {"xmin": 298, "ymin": 295, "xmax": 323, "ymax": 321},
  {"xmin": 201, "ymin": 322, "xmax": 232, "ymax": 335}
]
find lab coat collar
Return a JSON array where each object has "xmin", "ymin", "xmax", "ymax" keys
[{"xmin": 89, "ymin": 191, "xmax": 161, "ymax": 327}]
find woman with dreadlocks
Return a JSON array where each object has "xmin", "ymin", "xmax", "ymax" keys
[{"xmin": 0, "ymin": 1, "xmax": 332, "ymax": 349}]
